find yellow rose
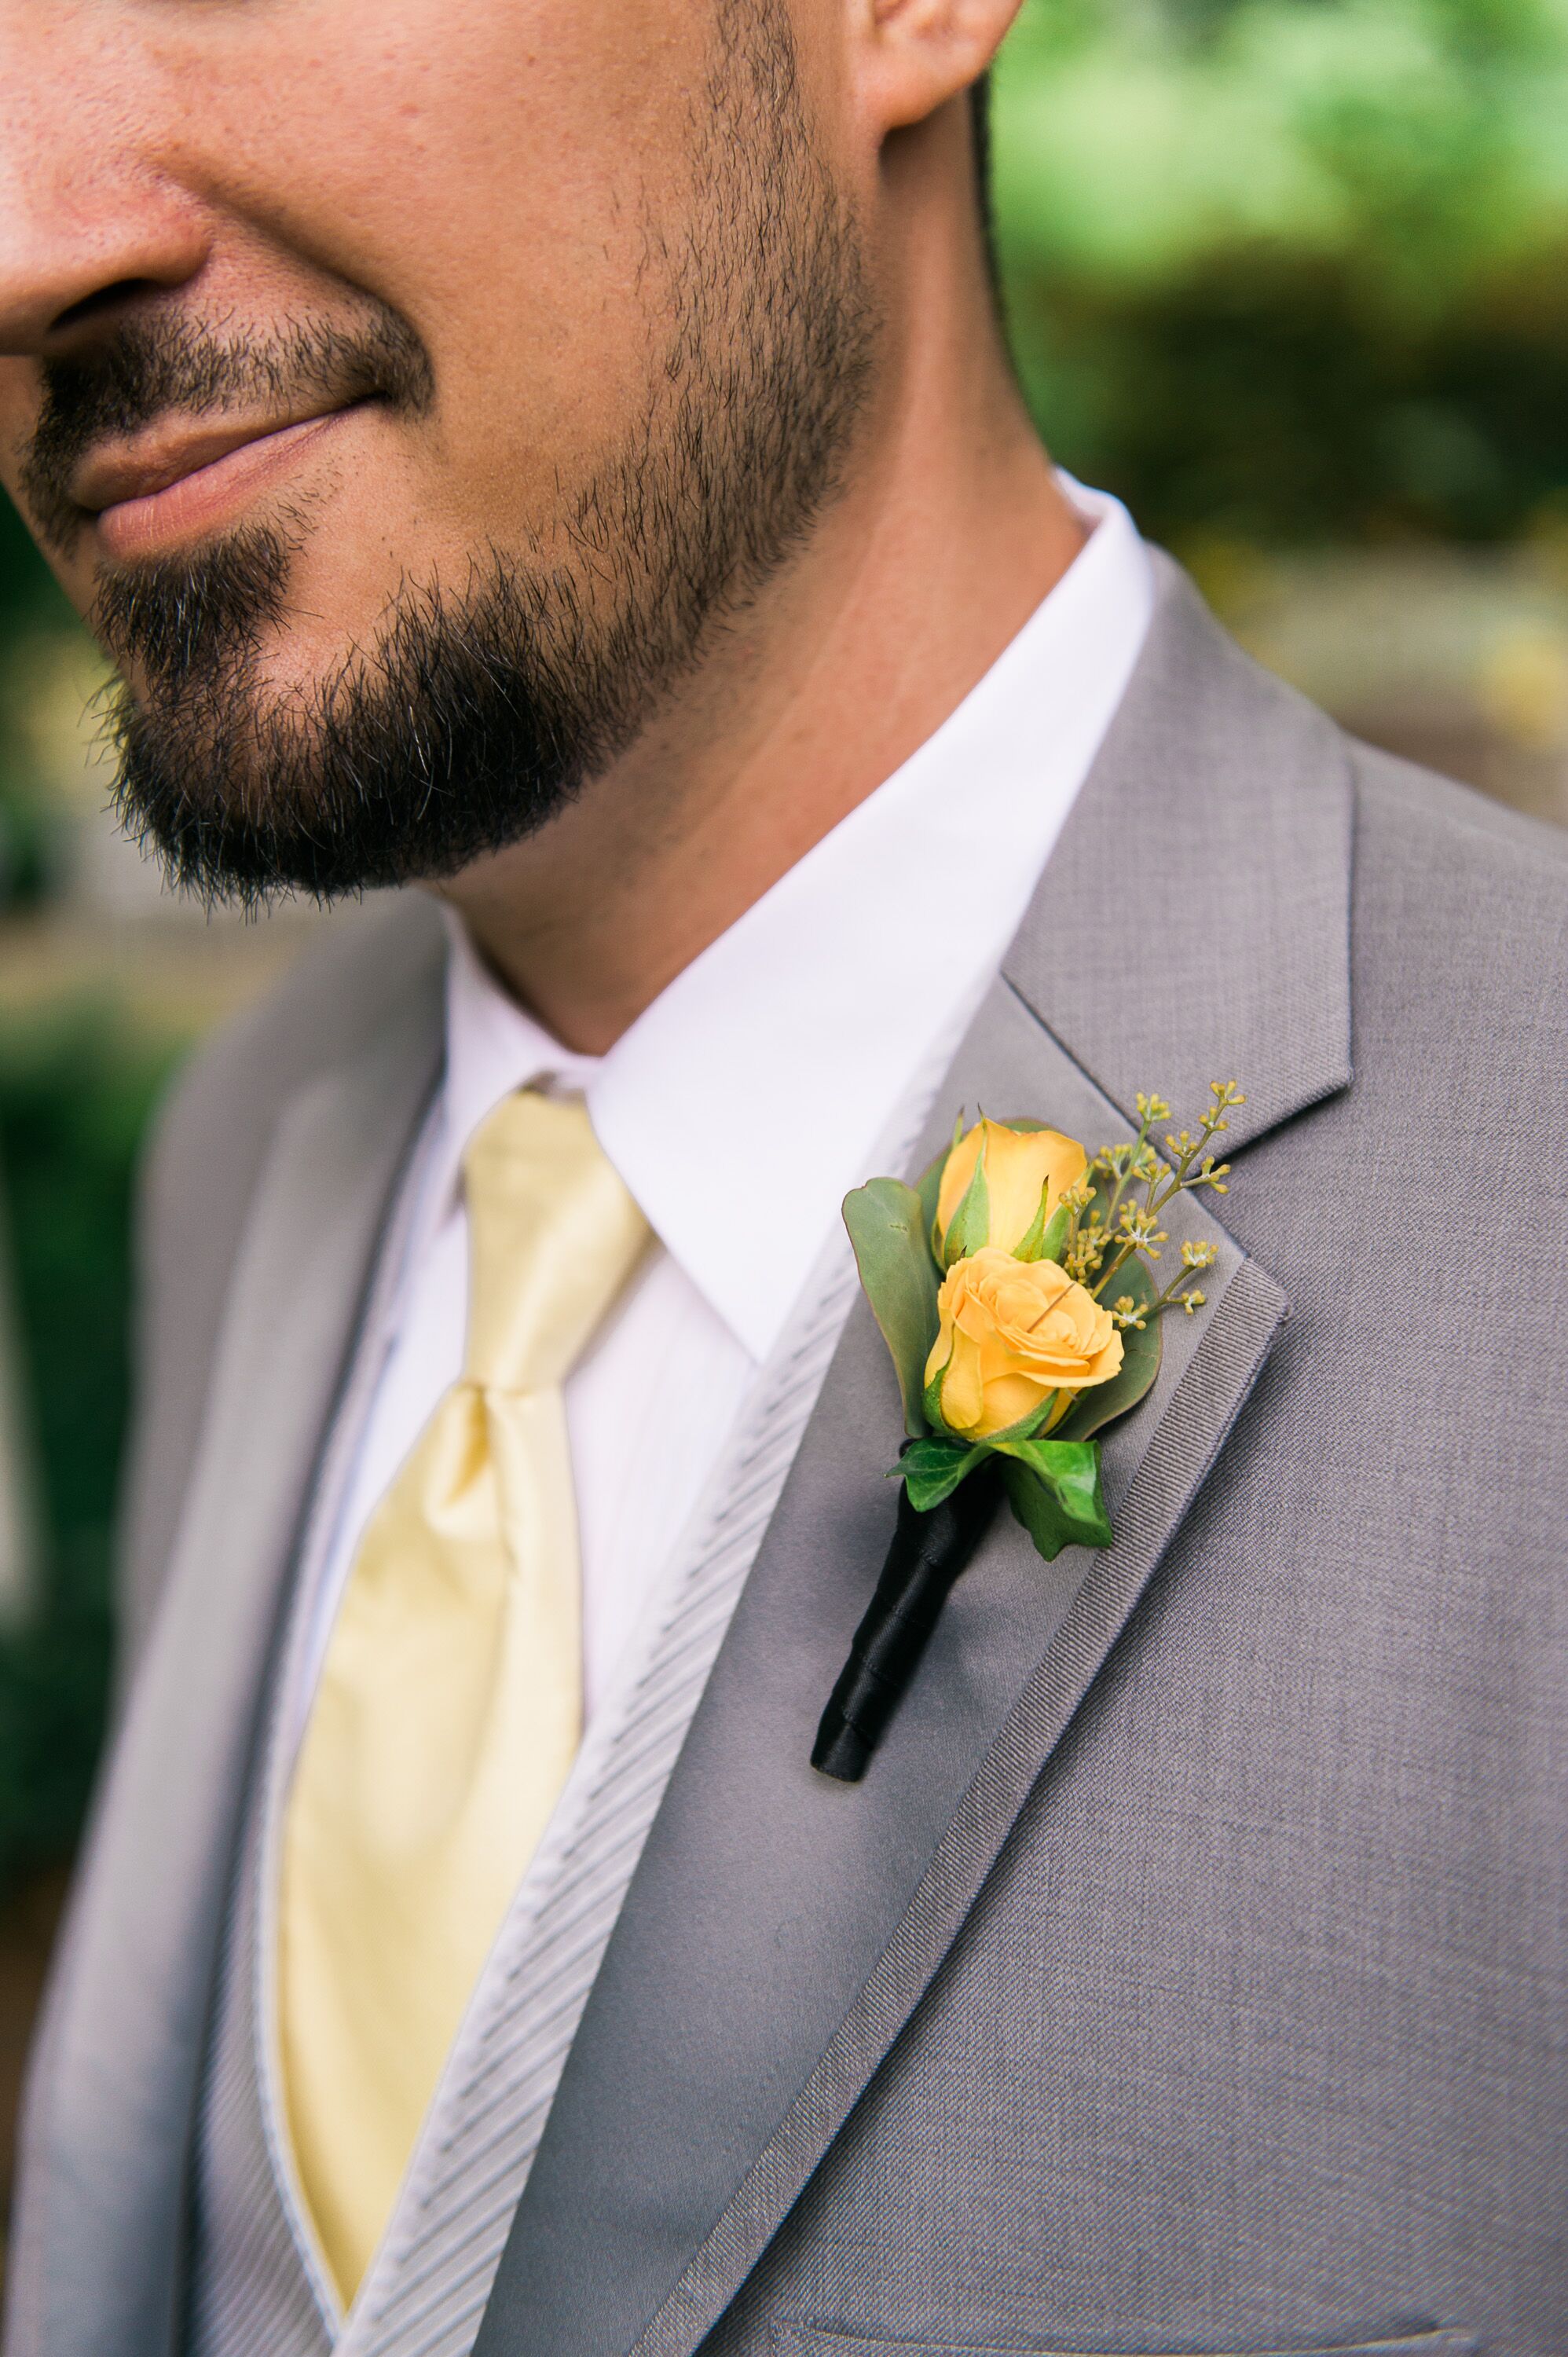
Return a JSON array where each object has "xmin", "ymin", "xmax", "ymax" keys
[
  {"xmin": 936, "ymin": 1117, "xmax": 1087, "ymax": 1261},
  {"xmin": 925, "ymin": 1247, "xmax": 1123, "ymax": 1441}
]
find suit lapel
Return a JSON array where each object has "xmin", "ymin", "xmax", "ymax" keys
[
  {"xmin": 476, "ymin": 559, "xmax": 1352, "ymax": 2357},
  {"xmin": 1012, "ymin": 546, "xmax": 1353, "ymax": 1149},
  {"xmin": 7, "ymin": 948, "xmax": 444, "ymax": 2357}
]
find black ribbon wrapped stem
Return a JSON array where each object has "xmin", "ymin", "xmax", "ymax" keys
[{"xmin": 811, "ymin": 1455, "xmax": 1002, "ymax": 1782}]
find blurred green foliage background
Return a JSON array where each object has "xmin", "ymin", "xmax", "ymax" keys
[
  {"xmin": 0, "ymin": 0, "xmax": 1563, "ymax": 1908},
  {"xmin": 0, "ymin": 1018, "xmax": 173, "ymax": 1891},
  {"xmin": 993, "ymin": 0, "xmax": 1568, "ymax": 549}
]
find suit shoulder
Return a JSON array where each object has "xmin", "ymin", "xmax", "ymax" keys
[
  {"xmin": 1350, "ymin": 734, "xmax": 1568, "ymax": 885},
  {"xmin": 1346, "ymin": 737, "xmax": 1567, "ymax": 1006},
  {"xmin": 1335, "ymin": 738, "xmax": 1567, "ymax": 1184}
]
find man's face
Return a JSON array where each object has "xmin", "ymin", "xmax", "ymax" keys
[{"xmin": 0, "ymin": 0, "xmax": 876, "ymax": 898}]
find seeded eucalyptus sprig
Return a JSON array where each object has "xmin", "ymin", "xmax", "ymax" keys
[{"xmin": 1061, "ymin": 1080, "xmax": 1245, "ymax": 1325}]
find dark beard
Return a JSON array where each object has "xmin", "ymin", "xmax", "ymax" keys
[{"xmin": 68, "ymin": 0, "xmax": 877, "ymax": 906}]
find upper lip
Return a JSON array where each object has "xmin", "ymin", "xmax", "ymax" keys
[{"xmin": 71, "ymin": 403, "xmax": 346, "ymax": 517}]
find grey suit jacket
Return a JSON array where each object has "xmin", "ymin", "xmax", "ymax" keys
[{"xmin": 6, "ymin": 556, "xmax": 1565, "ymax": 2357}]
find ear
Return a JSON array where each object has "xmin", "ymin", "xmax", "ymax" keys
[{"xmin": 851, "ymin": 0, "xmax": 1025, "ymax": 134}]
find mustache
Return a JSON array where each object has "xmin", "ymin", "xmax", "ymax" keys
[{"xmin": 19, "ymin": 306, "xmax": 434, "ymax": 552}]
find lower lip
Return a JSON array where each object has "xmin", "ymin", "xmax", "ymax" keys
[{"xmin": 95, "ymin": 410, "xmax": 351, "ymax": 563}]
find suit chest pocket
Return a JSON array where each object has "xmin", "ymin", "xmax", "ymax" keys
[{"xmin": 774, "ymin": 2326, "xmax": 1481, "ymax": 2357}]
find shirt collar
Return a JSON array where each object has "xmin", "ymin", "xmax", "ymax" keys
[{"xmin": 437, "ymin": 479, "xmax": 1153, "ymax": 1362}]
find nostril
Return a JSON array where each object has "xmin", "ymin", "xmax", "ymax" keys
[{"xmin": 50, "ymin": 275, "xmax": 167, "ymax": 338}]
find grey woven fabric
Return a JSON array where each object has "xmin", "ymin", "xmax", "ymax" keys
[
  {"xmin": 9, "ymin": 560, "xmax": 1566, "ymax": 2357},
  {"xmin": 181, "ymin": 1120, "xmax": 434, "ymax": 2357},
  {"xmin": 182, "ymin": 1732, "xmax": 333, "ymax": 2357},
  {"xmin": 181, "ymin": 1103, "xmax": 436, "ymax": 2357}
]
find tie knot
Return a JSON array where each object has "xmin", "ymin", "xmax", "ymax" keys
[{"xmin": 460, "ymin": 1092, "xmax": 649, "ymax": 1392}]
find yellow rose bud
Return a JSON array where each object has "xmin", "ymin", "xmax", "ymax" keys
[
  {"xmin": 925, "ymin": 1248, "xmax": 1123, "ymax": 1442},
  {"xmin": 936, "ymin": 1117, "xmax": 1087, "ymax": 1261}
]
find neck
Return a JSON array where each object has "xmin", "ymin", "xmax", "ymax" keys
[{"xmin": 438, "ymin": 111, "xmax": 1083, "ymax": 1058}]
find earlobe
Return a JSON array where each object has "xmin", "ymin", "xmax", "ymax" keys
[{"xmin": 856, "ymin": 0, "xmax": 1024, "ymax": 133}]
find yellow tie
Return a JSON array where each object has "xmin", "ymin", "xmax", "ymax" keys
[{"xmin": 279, "ymin": 1091, "xmax": 649, "ymax": 2306}]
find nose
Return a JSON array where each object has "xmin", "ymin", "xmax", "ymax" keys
[{"xmin": 0, "ymin": 15, "xmax": 210, "ymax": 359}]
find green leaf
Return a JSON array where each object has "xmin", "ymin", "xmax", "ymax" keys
[
  {"xmin": 1053, "ymin": 1255, "xmax": 1163, "ymax": 1443},
  {"xmin": 942, "ymin": 1142, "xmax": 990, "ymax": 1266},
  {"xmin": 1001, "ymin": 1461, "xmax": 1080, "ymax": 1563},
  {"xmin": 898, "ymin": 1436, "xmax": 986, "ymax": 1512},
  {"xmin": 842, "ymin": 1177, "xmax": 940, "ymax": 1439},
  {"xmin": 1014, "ymin": 1193, "xmax": 1070, "ymax": 1265},
  {"xmin": 922, "ymin": 1351, "xmax": 951, "ymax": 1435},
  {"xmin": 915, "ymin": 1149, "xmax": 946, "ymax": 1270},
  {"xmin": 998, "ymin": 1439, "xmax": 1113, "ymax": 1561}
]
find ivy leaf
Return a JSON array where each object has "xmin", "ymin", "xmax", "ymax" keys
[
  {"xmin": 998, "ymin": 1439, "xmax": 1113, "ymax": 1561},
  {"xmin": 898, "ymin": 1436, "xmax": 986, "ymax": 1512},
  {"xmin": 843, "ymin": 1177, "xmax": 940, "ymax": 1438},
  {"xmin": 1054, "ymin": 1255, "xmax": 1163, "ymax": 1443}
]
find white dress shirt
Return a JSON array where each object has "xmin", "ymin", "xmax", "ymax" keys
[{"xmin": 301, "ymin": 482, "xmax": 1153, "ymax": 1736}]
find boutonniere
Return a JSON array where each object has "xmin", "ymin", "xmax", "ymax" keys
[{"xmin": 812, "ymin": 1083, "xmax": 1246, "ymax": 1781}]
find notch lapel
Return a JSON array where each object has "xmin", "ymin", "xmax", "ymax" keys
[
  {"xmin": 6, "ymin": 938, "xmax": 444, "ymax": 2357},
  {"xmin": 476, "ymin": 559, "xmax": 1352, "ymax": 2357},
  {"xmin": 1013, "ymin": 546, "xmax": 1353, "ymax": 1149}
]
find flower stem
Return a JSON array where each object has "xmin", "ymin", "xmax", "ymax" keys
[{"xmin": 811, "ymin": 1457, "xmax": 1003, "ymax": 1781}]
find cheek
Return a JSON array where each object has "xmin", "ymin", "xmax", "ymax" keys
[
  {"xmin": 0, "ymin": 361, "xmax": 32, "ymax": 450},
  {"xmin": 0, "ymin": 365, "xmax": 37, "ymax": 516},
  {"xmin": 159, "ymin": 1, "xmax": 709, "ymax": 523},
  {"xmin": 0, "ymin": 374, "xmax": 97, "ymax": 624}
]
